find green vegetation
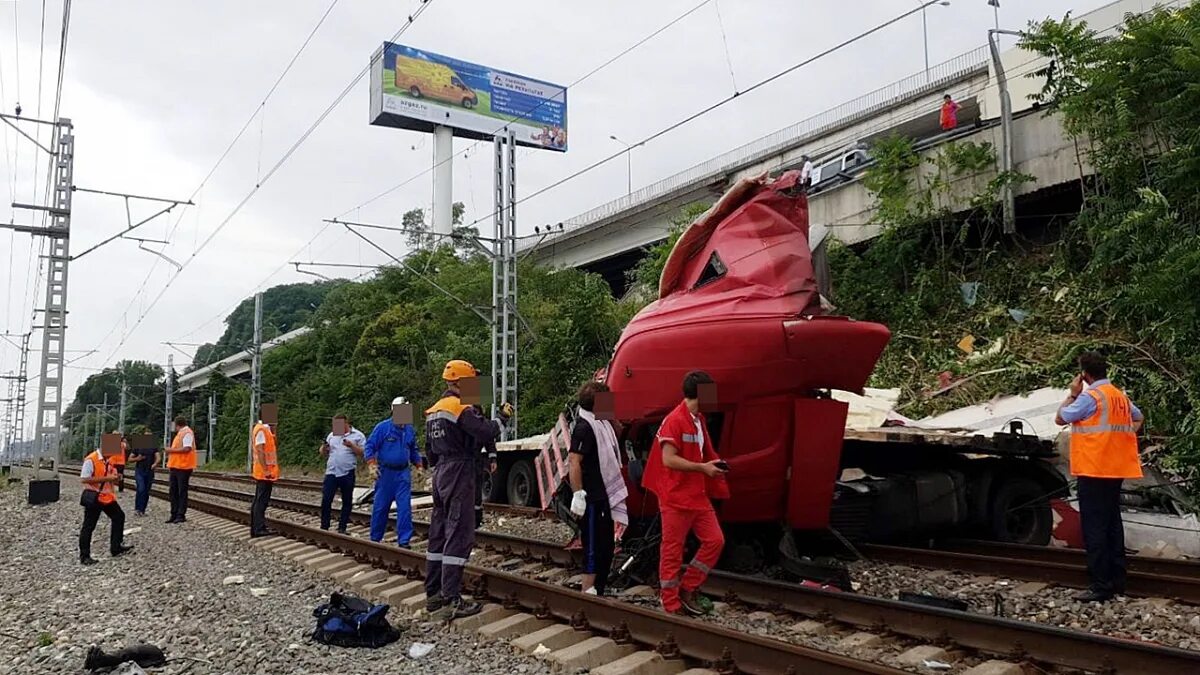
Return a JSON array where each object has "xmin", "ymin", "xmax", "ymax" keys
[
  {"xmin": 829, "ymin": 4, "xmax": 1200, "ymax": 479},
  {"xmin": 36, "ymin": 633, "xmax": 52, "ymax": 648}
]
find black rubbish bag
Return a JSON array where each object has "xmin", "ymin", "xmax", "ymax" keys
[
  {"xmin": 84, "ymin": 644, "xmax": 167, "ymax": 671},
  {"xmin": 312, "ymin": 592, "xmax": 402, "ymax": 648}
]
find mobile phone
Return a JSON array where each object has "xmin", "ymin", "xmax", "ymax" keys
[{"xmin": 714, "ymin": 460, "xmax": 730, "ymax": 472}]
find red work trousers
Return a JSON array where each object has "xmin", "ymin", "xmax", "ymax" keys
[{"xmin": 658, "ymin": 506, "xmax": 725, "ymax": 612}]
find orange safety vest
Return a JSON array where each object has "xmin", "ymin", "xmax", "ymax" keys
[
  {"xmin": 167, "ymin": 425, "xmax": 197, "ymax": 470},
  {"xmin": 83, "ymin": 450, "xmax": 117, "ymax": 505},
  {"xmin": 111, "ymin": 440, "xmax": 127, "ymax": 467},
  {"xmin": 251, "ymin": 423, "xmax": 279, "ymax": 482},
  {"xmin": 1069, "ymin": 382, "xmax": 1143, "ymax": 479}
]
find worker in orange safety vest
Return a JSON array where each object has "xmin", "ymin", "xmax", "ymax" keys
[
  {"xmin": 1056, "ymin": 351, "xmax": 1144, "ymax": 603},
  {"xmin": 164, "ymin": 416, "xmax": 196, "ymax": 523},
  {"xmin": 249, "ymin": 419, "xmax": 279, "ymax": 538},
  {"xmin": 79, "ymin": 436, "xmax": 134, "ymax": 565}
]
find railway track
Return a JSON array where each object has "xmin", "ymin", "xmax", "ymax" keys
[
  {"xmin": 78, "ymin": 468, "xmax": 1200, "ymax": 674},
  {"xmin": 138, "ymin": 484, "xmax": 905, "ymax": 675}
]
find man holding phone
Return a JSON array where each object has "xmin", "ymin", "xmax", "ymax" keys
[{"xmin": 642, "ymin": 370, "xmax": 728, "ymax": 616}]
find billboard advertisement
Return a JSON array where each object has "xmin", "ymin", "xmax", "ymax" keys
[{"xmin": 369, "ymin": 43, "xmax": 568, "ymax": 152}]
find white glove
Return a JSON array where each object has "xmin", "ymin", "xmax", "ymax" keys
[{"xmin": 570, "ymin": 490, "xmax": 587, "ymax": 517}]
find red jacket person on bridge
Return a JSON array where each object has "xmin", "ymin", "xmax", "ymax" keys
[{"xmin": 642, "ymin": 370, "xmax": 729, "ymax": 615}]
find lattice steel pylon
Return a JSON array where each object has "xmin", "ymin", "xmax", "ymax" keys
[
  {"xmin": 33, "ymin": 120, "xmax": 74, "ymax": 472},
  {"xmin": 491, "ymin": 131, "xmax": 519, "ymax": 439}
]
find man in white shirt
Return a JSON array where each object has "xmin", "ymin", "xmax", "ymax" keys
[
  {"xmin": 320, "ymin": 414, "xmax": 365, "ymax": 534},
  {"xmin": 800, "ymin": 155, "xmax": 814, "ymax": 193}
]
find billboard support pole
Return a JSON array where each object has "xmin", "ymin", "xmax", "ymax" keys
[
  {"xmin": 432, "ymin": 125, "xmax": 454, "ymax": 236},
  {"xmin": 491, "ymin": 136, "xmax": 503, "ymax": 428}
]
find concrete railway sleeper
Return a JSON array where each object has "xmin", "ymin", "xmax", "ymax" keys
[
  {"xmin": 107, "ymin": 471, "xmax": 1200, "ymax": 675},
  {"xmin": 145, "ymin": 486, "xmax": 907, "ymax": 675}
]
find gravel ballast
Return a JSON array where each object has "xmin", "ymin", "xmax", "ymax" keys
[{"xmin": 0, "ymin": 482, "xmax": 551, "ymax": 675}]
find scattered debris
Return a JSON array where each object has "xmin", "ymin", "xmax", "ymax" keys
[
  {"xmin": 408, "ymin": 642, "xmax": 435, "ymax": 659},
  {"xmin": 249, "ymin": 587, "xmax": 269, "ymax": 597},
  {"xmin": 957, "ymin": 334, "xmax": 976, "ymax": 354},
  {"xmin": 532, "ymin": 643, "xmax": 551, "ymax": 657},
  {"xmin": 1008, "ymin": 308, "xmax": 1029, "ymax": 323},
  {"xmin": 222, "ymin": 575, "xmax": 245, "ymax": 586},
  {"xmin": 960, "ymin": 282, "xmax": 981, "ymax": 306},
  {"xmin": 923, "ymin": 660, "xmax": 953, "ymax": 670}
]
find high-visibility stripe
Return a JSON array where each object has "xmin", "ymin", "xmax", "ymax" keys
[
  {"xmin": 426, "ymin": 410, "xmax": 460, "ymax": 423},
  {"xmin": 426, "ymin": 552, "xmax": 444, "ymax": 561},
  {"xmin": 660, "ymin": 578, "xmax": 680, "ymax": 588},
  {"xmin": 442, "ymin": 555, "xmax": 468, "ymax": 566},
  {"xmin": 689, "ymin": 560, "xmax": 711, "ymax": 574},
  {"xmin": 681, "ymin": 433, "xmax": 700, "ymax": 444},
  {"xmin": 1074, "ymin": 424, "xmax": 1137, "ymax": 434}
]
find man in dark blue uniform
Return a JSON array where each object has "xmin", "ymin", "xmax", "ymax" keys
[{"xmin": 424, "ymin": 359, "xmax": 512, "ymax": 619}]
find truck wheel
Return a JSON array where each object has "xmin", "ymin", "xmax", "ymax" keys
[
  {"xmin": 409, "ymin": 86, "xmax": 421, "ymax": 98},
  {"xmin": 506, "ymin": 460, "xmax": 536, "ymax": 507},
  {"xmin": 461, "ymin": 97, "xmax": 474, "ymax": 109},
  {"xmin": 989, "ymin": 477, "xmax": 1052, "ymax": 545},
  {"xmin": 480, "ymin": 466, "xmax": 505, "ymax": 504}
]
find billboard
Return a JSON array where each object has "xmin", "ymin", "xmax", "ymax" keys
[{"xmin": 370, "ymin": 43, "xmax": 568, "ymax": 152}]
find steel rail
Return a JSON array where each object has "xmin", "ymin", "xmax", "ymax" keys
[
  {"xmin": 116, "ymin": 474, "xmax": 1200, "ymax": 674},
  {"xmin": 932, "ymin": 539, "xmax": 1200, "ymax": 579},
  {"xmin": 157, "ymin": 487, "xmax": 905, "ymax": 675},
  {"xmin": 863, "ymin": 543, "xmax": 1200, "ymax": 605}
]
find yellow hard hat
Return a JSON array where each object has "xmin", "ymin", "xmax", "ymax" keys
[{"xmin": 442, "ymin": 359, "xmax": 478, "ymax": 382}]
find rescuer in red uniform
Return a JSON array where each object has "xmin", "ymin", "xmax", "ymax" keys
[{"xmin": 642, "ymin": 370, "xmax": 729, "ymax": 615}]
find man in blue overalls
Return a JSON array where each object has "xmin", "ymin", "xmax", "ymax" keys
[
  {"xmin": 424, "ymin": 359, "xmax": 511, "ymax": 619},
  {"xmin": 365, "ymin": 396, "xmax": 423, "ymax": 548}
]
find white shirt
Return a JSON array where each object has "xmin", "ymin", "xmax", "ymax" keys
[
  {"xmin": 324, "ymin": 428, "xmax": 365, "ymax": 477},
  {"xmin": 254, "ymin": 430, "xmax": 266, "ymax": 446},
  {"xmin": 690, "ymin": 413, "xmax": 704, "ymax": 454},
  {"xmin": 801, "ymin": 160, "xmax": 814, "ymax": 182}
]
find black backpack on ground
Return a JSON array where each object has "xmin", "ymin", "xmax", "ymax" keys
[{"xmin": 311, "ymin": 592, "xmax": 402, "ymax": 648}]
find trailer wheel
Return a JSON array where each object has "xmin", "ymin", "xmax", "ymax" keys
[
  {"xmin": 480, "ymin": 465, "xmax": 505, "ymax": 504},
  {"xmin": 506, "ymin": 459, "xmax": 536, "ymax": 507},
  {"xmin": 989, "ymin": 477, "xmax": 1052, "ymax": 545},
  {"xmin": 461, "ymin": 97, "xmax": 475, "ymax": 109},
  {"xmin": 409, "ymin": 86, "xmax": 422, "ymax": 98}
]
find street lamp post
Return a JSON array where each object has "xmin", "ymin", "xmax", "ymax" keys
[
  {"xmin": 916, "ymin": 1, "xmax": 952, "ymax": 82},
  {"xmin": 609, "ymin": 135, "xmax": 632, "ymax": 196}
]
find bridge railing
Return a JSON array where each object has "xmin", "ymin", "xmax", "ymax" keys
[{"xmin": 526, "ymin": 44, "xmax": 990, "ymax": 250}]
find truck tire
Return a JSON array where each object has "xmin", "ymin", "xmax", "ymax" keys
[
  {"xmin": 409, "ymin": 86, "xmax": 422, "ymax": 98},
  {"xmin": 989, "ymin": 477, "xmax": 1052, "ymax": 545},
  {"xmin": 480, "ymin": 465, "xmax": 505, "ymax": 504},
  {"xmin": 506, "ymin": 460, "xmax": 536, "ymax": 507},
  {"xmin": 461, "ymin": 97, "xmax": 474, "ymax": 109}
]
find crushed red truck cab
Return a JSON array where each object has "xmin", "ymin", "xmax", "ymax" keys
[{"xmin": 603, "ymin": 171, "xmax": 890, "ymax": 530}]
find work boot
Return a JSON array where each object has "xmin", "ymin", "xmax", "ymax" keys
[
  {"xmin": 1073, "ymin": 589, "xmax": 1113, "ymax": 603},
  {"xmin": 449, "ymin": 597, "xmax": 481, "ymax": 619},
  {"xmin": 111, "ymin": 545, "xmax": 134, "ymax": 557},
  {"xmin": 80, "ymin": 556, "xmax": 97, "ymax": 566},
  {"xmin": 425, "ymin": 594, "xmax": 446, "ymax": 613},
  {"xmin": 680, "ymin": 589, "xmax": 714, "ymax": 616}
]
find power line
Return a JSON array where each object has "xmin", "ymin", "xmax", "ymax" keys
[
  {"xmin": 336, "ymin": 0, "xmax": 716, "ymax": 219},
  {"xmin": 458, "ymin": 2, "xmax": 933, "ymax": 234},
  {"xmin": 82, "ymin": 0, "xmax": 350, "ymax": 358},
  {"xmin": 89, "ymin": 0, "xmax": 440, "ymax": 369}
]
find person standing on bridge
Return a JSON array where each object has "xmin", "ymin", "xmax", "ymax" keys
[
  {"xmin": 320, "ymin": 414, "xmax": 365, "ymax": 535},
  {"xmin": 940, "ymin": 93, "xmax": 960, "ymax": 131},
  {"xmin": 1055, "ymin": 351, "xmax": 1144, "ymax": 603},
  {"xmin": 799, "ymin": 155, "xmax": 814, "ymax": 193},
  {"xmin": 79, "ymin": 436, "xmax": 134, "ymax": 565},
  {"xmin": 164, "ymin": 416, "xmax": 196, "ymax": 524},
  {"xmin": 643, "ymin": 370, "xmax": 728, "ymax": 616},
  {"xmin": 365, "ymin": 399, "xmax": 422, "ymax": 547},
  {"xmin": 424, "ymin": 360, "xmax": 512, "ymax": 620},
  {"xmin": 249, "ymin": 418, "xmax": 279, "ymax": 538}
]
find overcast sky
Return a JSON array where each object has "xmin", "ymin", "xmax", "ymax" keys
[{"xmin": 0, "ymin": 0, "xmax": 1122, "ymax": 423}]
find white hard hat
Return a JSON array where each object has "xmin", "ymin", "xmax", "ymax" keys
[{"xmin": 392, "ymin": 396, "xmax": 408, "ymax": 406}]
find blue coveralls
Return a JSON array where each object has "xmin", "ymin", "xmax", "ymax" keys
[
  {"xmin": 365, "ymin": 419, "xmax": 422, "ymax": 546},
  {"xmin": 425, "ymin": 392, "xmax": 502, "ymax": 601}
]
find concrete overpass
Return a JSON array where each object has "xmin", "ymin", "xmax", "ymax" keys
[
  {"xmin": 176, "ymin": 326, "xmax": 311, "ymax": 393},
  {"xmin": 521, "ymin": 0, "xmax": 1165, "ymax": 293}
]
